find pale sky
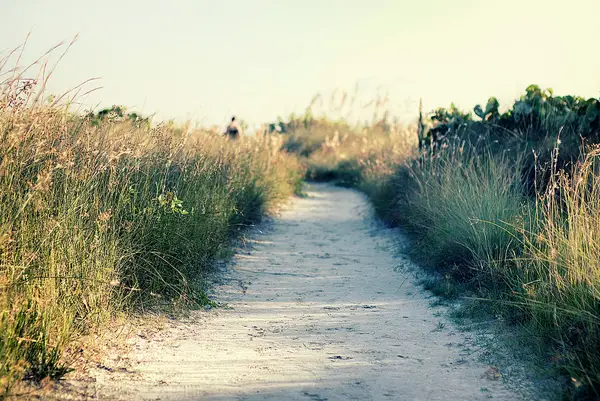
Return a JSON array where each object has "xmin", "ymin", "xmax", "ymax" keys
[{"xmin": 2, "ymin": 0, "xmax": 600, "ymax": 128}]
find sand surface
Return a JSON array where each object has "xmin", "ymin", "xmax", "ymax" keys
[{"xmin": 83, "ymin": 183, "xmax": 541, "ymax": 400}]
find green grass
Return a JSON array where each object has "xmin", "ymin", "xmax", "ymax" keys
[
  {"xmin": 0, "ymin": 92, "xmax": 303, "ymax": 395},
  {"xmin": 280, "ymin": 86, "xmax": 600, "ymax": 398},
  {"xmin": 390, "ymin": 146, "xmax": 525, "ymax": 283},
  {"xmin": 361, "ymin": 144, "xmax": 600, "ymax": 398},
  {"xmin": 516, "ymin": 148, "xmax": 600, "ymax": 396}
]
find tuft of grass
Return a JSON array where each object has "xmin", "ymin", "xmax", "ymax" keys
[
  {"xmin": 394, "ymin": 145, "xmax": 526, "ymax": 286},
  {"xmin": 433, "ymin": 321, "xmax": 447, "ymax": 332}
]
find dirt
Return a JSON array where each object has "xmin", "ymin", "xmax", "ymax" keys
[{"xmin": 56, "ymin": 183, "xmax": 554, "ymax": 400}]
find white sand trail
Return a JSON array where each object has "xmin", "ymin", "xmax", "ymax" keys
[{"xmin": 90, "ymin": 183, "xmax": 537, "ymax": 401}]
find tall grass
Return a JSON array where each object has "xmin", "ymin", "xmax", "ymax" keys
[
  {"xmin": 389, "ymin": 145, "xmax": 526, "ymax": 283},
  {"xmin": 363, "ymin": 140, "xmax": 600, "ymax": 397},
  {"xmin": 0, "ymin": 68, "xmax": 303, "ymax": 395},
  {"xmin": 282, "ymin": 116, "xmax": 416, "ymax": 186},
  {"xmin": 518, "ymin": 147, "xmax": 600, "ymax": 394},
  {"xmin": 281, "ymin": 86, "xmax": 600, "ymax": 396}
]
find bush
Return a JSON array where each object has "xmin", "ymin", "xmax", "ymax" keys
[{"xmin": 423, "ymin": 85, "xmax": 600, "ymax": 194}]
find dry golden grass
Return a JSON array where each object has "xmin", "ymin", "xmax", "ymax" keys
[
  {"xmin": 0, "ymin": 50, "xmax": 303, "ymax": 397},
  {"xmin": 282, "ymin": 116, "xmax": 417, "ymax": 186}
]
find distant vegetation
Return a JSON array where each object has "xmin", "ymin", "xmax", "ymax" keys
[
  {"xmin": 278, "ymin": 92, "xmax": 415, "ymax": 186},
  {"xmin": 282, "ymin": 85, "xmax": 600, "ymax": 399},
  {"xmin": 85, "ymin": 105, "xmax": 152, "ymax": 128},
  {"xmin": 0, "ymin": 67, "xmax": 303, "ymax": 396}
]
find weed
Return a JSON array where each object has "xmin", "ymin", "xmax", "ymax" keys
[{"xmin": 433, "ymin": 321, "xmax": 447, "ymax": 332}]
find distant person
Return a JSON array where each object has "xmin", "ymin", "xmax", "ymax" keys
[{"xmin": 225, "ymin": 116, "xmax": 242, "ymax": 139}]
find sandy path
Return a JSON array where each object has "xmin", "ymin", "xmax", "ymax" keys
[{"xmin": 90, "ymin": 183, "xmax": 531, "ymax": 401}]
